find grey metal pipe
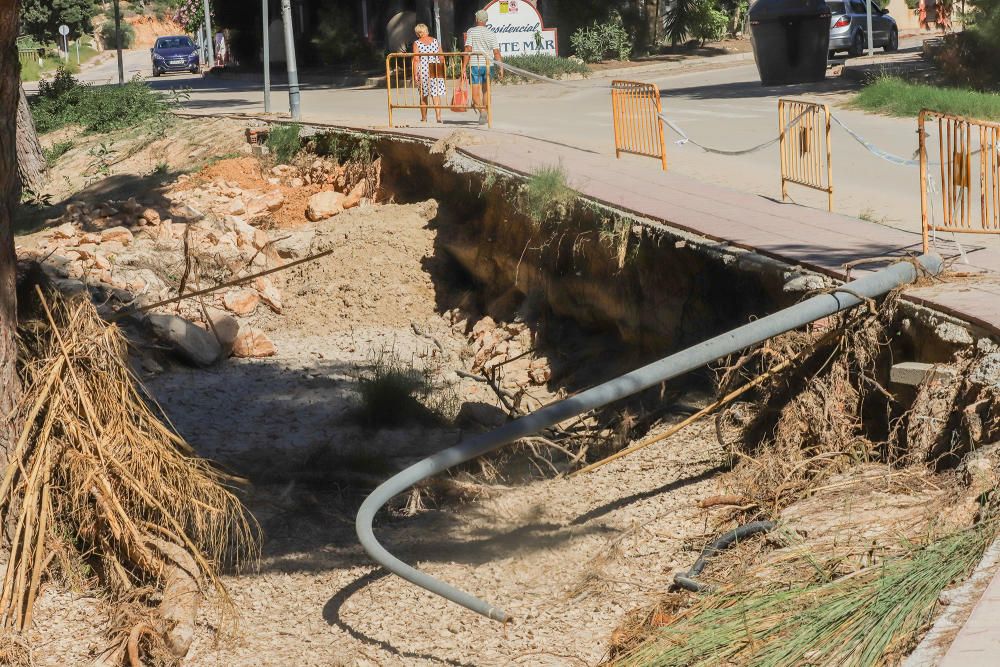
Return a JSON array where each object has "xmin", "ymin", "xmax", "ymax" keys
[{"xmin": 356, "ymin": 254, "xmax": 943, "ymax": 622}]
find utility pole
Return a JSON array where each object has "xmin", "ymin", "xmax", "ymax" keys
[
  {"xmin": 263, "ymin": 0, "xmax": 271, "ymax": 113},
  {"xmin": 280, "ymin": 0, "xmax": 301, "ymax": 119},
  {"xmin": 433, "ymin": 0, "xmax": 443, "ymax": 42},
  {"xmin": 113, "ymin": 0, "xmax": 124, "ymax": 84},
  {"xmin": 865, "ymin": 0, "xmax": 874, "ymax": 57},
  {"xmin": 203, "ymin": 0, "xmax": 215, "ymax": 67}
]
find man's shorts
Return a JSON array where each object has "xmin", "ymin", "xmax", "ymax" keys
[{"xmin": 469, "ymin": 65, "xmax": 488, "ymax": 84}]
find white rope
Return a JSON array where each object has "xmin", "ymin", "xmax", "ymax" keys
[{"xmin": 657, "ymin": 109, "xmax": 811, "ymax": 156}]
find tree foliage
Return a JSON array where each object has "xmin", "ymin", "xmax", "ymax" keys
[{"xmin": 19, "ymin": 0, "xmax": 97, "ymax": 42}]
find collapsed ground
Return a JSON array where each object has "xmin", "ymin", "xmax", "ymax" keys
[{"xmin": 11, "ymin": 115, "xmax": 1000, "ymax": 666}]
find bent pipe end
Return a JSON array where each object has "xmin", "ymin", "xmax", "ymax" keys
[{"xmin": 355, "ymin": 253, "xmax": 943, "ymax": 622}]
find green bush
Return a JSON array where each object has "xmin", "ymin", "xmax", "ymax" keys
[
  {"xmin": 691, "ymin": 0, "xmax": 729, "ymax": 44},
  {"xmin": 265, "ymin": 123, "xmax": 302, "ymax": 164},
  {"xmin": 500, "ymin": 54, "xmax": 589, "ymax": 83},
  {"xmin": 98, "ymin": 19, "xmax": 135, "ymax": 49},
  {"xmin": 570, "ymin": 12, "xmax": 632, "ymax": 63},
  {"xmin": 31, "ymin": 68, "xmax": 172, "ymax": 133}
]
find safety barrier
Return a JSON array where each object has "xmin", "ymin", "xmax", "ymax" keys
[
  {"xmin": 385, "ymin": 51, "xmax": 492, "ymax": 129},
  {"xmin": 919, "ymin": 110, "xmax": 1000, "ymax": 252},
  {"xmin": 611, "ymin": 80, "xmax": 667, "ymax": 171},
  {"xmin": 778, "ymin": 99, "xmax": 833, "ymax": 212}
]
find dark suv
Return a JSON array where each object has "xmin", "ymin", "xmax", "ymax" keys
[{"xmin": 151, "ymin": 36, "xmax": 199, "ymax": 76}]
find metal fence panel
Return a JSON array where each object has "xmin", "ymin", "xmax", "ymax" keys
[
  {"xmin": 611, "ymin": 80, "xmax": 667, "ymax": 171},
  {"xmin": 779, "ymin": 98, "xmax": 833, "ymax": 212},
  {"xmin": 386, "ymin": 51, "xmax": 492, "ymax": 128},
  {"xmin": 920, "ymin": 110, "xmax": 1000, "ymax": 252}
]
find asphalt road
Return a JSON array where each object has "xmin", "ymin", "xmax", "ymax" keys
[{"xmin": 39, "ymin": 44, "xmax": 946, "ymax": 238}]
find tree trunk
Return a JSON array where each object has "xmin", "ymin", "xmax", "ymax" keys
[
  {"xmin": 16, "ymin": 84, "xmax": 45, "ymax": 195},
  {"xmin": 1, "ymin": 4, "xmax": 21, "ymax": 459}
]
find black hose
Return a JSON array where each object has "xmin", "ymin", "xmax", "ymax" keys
[{"xmin": 674, "ymin": 520, "xmax": 776, "ymax": 593}]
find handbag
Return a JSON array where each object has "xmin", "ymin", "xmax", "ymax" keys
[
  {"xmin": 428, "ymin": 62, "xmax": 445, "ymax": 79},
  {"xmin": 451, "ymin": 77, "xmax": 470, "ymax": 112}
]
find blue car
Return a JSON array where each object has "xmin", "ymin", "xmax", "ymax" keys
[{"xmin": 151, "ymin": 35, "xmax": 200, "ymax": 76}]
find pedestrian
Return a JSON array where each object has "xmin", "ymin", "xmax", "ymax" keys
[
  {"xmin": 412, "ymin": 23, "xmax": 446, "ymax": 123},
  {"xmin": 463, "ymin": 9, "xmax": 503, "ymax": 125},
  {"xmin": 918, "ymin": 0, "xmax": 928, "ymax": 29}
]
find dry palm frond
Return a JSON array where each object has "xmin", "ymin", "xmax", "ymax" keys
[{"xmin": 3, "ymin": 289, "xmax": 259, "ymax": 655}]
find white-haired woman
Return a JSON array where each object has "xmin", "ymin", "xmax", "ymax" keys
[{"xmin": 412, "ymin": 23, "xmax": 446, "ymax": 123}]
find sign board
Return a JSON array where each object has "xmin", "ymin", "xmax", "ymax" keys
[
  {"xmin": 58, "ymin": 24, "xmax": 69, "ymax": 36},
  {"xmin": 483, "ymin": 0, "xmax": 557, "ymax": 57}
]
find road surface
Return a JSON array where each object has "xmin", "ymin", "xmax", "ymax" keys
[{"xmin": 35, "ymin": 42, "xmax": 978, "ymax": 247}]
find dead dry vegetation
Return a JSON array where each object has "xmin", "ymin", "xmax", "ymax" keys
[{"xmin": 11, "ymin": 116, "xmax": 1000, "ymax": 667}]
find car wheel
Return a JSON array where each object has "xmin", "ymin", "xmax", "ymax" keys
[
  {"xmin": 152, "ymin": 68, "xmax": 161, "ymax": 77},
  {"xmin": 848, "ymin": 30, "xmax": 866, "ymax": 57},
  {"xmin": 884, "ymin": 28, "xmax": 899, "ymax": 52},
  {"xmin": 190, "ymin": 67, "xmax": 198, "ymax": 73}
]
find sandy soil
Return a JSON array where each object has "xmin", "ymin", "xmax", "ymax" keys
[
  {"xmin": 145, "ymin": 200, "xmax": 725, "ymax": 666},
  {"xmin": 21, "ymin": 127, "xmax": 729, "ymax": 666}
]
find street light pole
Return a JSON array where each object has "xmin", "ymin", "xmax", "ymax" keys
[
  {"xmin": 865, "ymin": 0, "xmax": 874, "ymax": 57},
  {"xmin": 113, "ymin": 0, "xmax": 124, "ymax": 84},
  {"xmin": 263, "ymin": 0, "xmax": 272, "ymax": 113},
  {"xmin": 203, "ymin": 0, "xmax": 215, "ymax": 67},
  {"xmin": 280, "ymin": 0, "xmax": 301, "ymax": 119},
  {"xmin": 433, "ymin": 0, "xmax": 443, "ymax": 41}
]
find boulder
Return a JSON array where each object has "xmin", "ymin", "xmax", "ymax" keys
[
  {"xmin": 227, "ymin": 198, "xmax": 247, "ymax": 216},
  {"xmin": 140, "ymin": 207, "xmax": 162, "ymax": 225},
  {"xmin": 273, "ymin": 230, "xmax": 315, "ymax": 259},
  {"xmin": 343, "ymin": 179, "xmax": 367, "ymax": 209},
  {"xmin": 254, "ymin": 277, "xmax": 282, "ymax": 313},
  {"xmin": 205, "ymin": 310, "xmax": 241, "ymax": 355},
  {"xmin": 245, "ymin": 196, "xmax": 269, "ymax": 217},
  {"xmin": 306, "ymin": 191, "xmax": 346, "ymax": 222},
  {"xmin": 223, "ymin": 289, "xmax": 260, "ymax": 316},
  {"xmin": 232, "ymin": 328, "xmax": 277, "ymax": 358},
  {"xmin": 100, "ymin": 226, "xmax": 134, "ymax": 245},
  {"xmin": 146, "ymin": 314, "xmax": 223, "ymax": 367},
  {"xmin": 253, "ymin": 228, "xmax": 271, "ymax": 251},
  {"xmin": 264, "ymin": 190, "xmax": 285, "ymax": 211},
  {"xmin": 50, "ymin": 222, "xmax": 77, "ymax": 240}
]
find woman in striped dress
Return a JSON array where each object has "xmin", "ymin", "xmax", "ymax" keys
[{"xmin": 412, "ymin": 24, "xmax": 446, "ymax": 123}]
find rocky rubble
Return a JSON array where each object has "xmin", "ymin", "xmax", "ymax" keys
[{"xmin": 16, "ymin": 154, "xmax": 385, "ymax": 370}]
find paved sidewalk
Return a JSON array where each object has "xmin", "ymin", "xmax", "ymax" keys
[{"xmin": 346, "ymin": 122, "xmax": 1000, "ymax": 335}]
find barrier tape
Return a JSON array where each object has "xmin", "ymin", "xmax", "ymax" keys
[{"xmin": 657, "ymin": 109, "xmax": 810, "ymax": 157}]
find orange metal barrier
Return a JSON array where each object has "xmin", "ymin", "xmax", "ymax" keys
[
  {"xmin": 778, "ymin": 99, "xmax": 833, "ymax": 212},
  {"xmin": 611, "ymin": 80, "xmax": 667, "ymax": 171},
  {"xmin": 920, "ymin": 110, "xmax": 1000, "ymax": 252},
  {"xmin": 386, "ymin": 51, "xmax": 492, "ymax": 128}
]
